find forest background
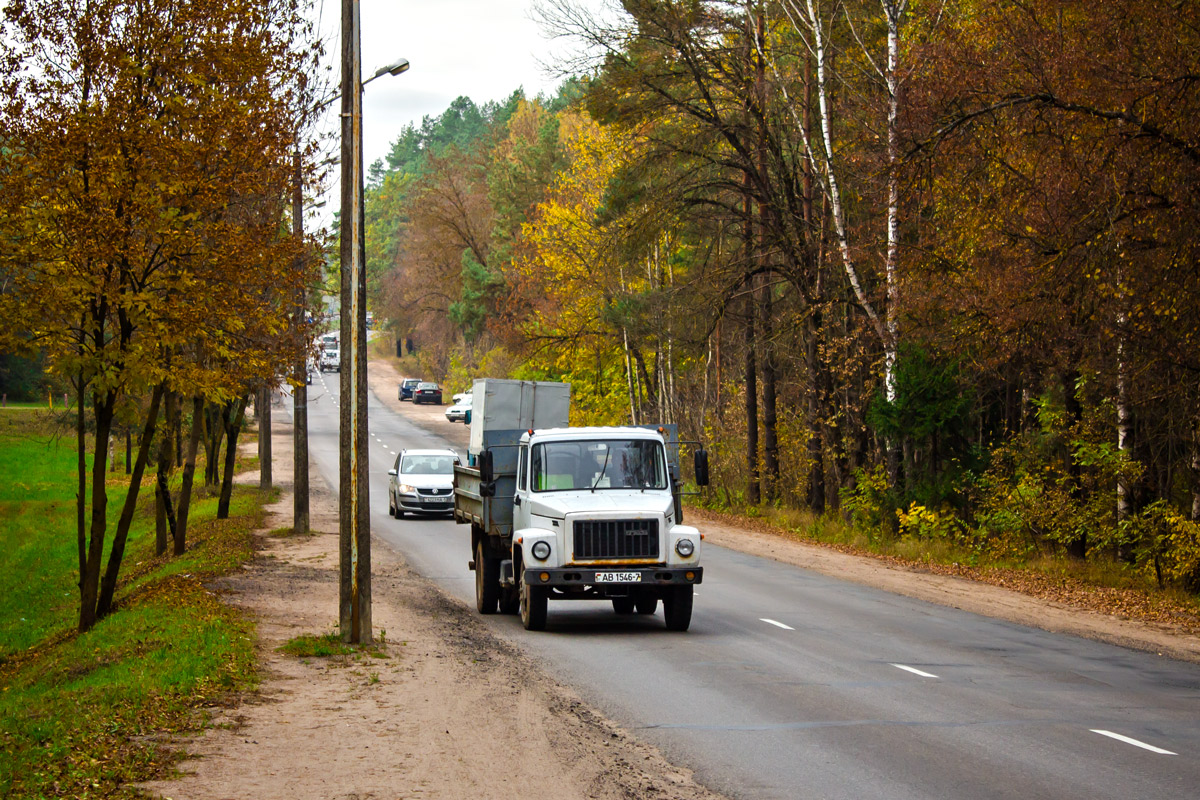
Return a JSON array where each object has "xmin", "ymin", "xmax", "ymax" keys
[
  {"xmin": 2, "ymin": 0, "xmax": 1198, "ymax": 624},
  {"xmin": 362, "ymin": 0, "xmax": 1200, "ymax": 597}
]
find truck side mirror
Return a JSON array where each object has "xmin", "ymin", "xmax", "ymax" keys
[
  {"xmin": 694, "ymin": 449, "xmax": 710, "ymax": 486},
  {"xmin": 479, "ymin": 449, "xmax": 494, "ymax": 484}
]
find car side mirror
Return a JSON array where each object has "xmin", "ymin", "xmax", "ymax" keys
[
  {"xmin": 464, "ymin": 409, "xmax": 471, "ymax": 425},
  {"xmin": 694, "ymin": 449, "xmax": 710, "ymax": 486},
  {"xmin": 387, "ymin": 469, "xmax": 397, "ymax": 477}
]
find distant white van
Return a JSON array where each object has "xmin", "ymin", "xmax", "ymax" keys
[{"xmin": 320, "ymin": 347, "xmax": 340, "ymax": 373}]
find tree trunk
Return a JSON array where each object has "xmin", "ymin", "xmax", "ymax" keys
[
  {"xmin": 745, "ymin": 277, "xmax": 760, "ymax": 506},
  {"xmin": 218, "ymin": 396, "xmax": 248, "ymax": 519},
  {"xmin": 205, "ymin": 403, "xmax": 223, "ymax": 487},
  {"xmin": 95, "ymin": 383, "xmax": 164, "ymax": 620},
  {"xmin": 1116, "ymin": 311, "xmax": 1132, "ymax": 524},
  {"xmin": 761, "ymin": 279, "xmax": 778, "ymax": 502},
  {"xmin": 1063, "ymin": 369, "xmax": 1087, "ymax": 559},
  {"xmin": 1192, "ymin": 417, "xmax": 1200, "ymax": 521},
  {"xmin": 175, "ymin": 395, "xmax": 204, "ymax": 554},
  {"xmin": 76, "ymin": 372, "xmax": 86, "ymax": 599},
  {"xmin": 258, "ymin": 384, "xmax": 272, "ymax": 490},
  {"xmin": 79, "ymin": 387, "xmax": 117, "ymax": 633},
  {"xmin": 155, "ymin": 389, "xmax": 176, "ymax": 556},
  {"xmin": 806, "ymin": 311, "xmax": 826, "ymax": 512}
]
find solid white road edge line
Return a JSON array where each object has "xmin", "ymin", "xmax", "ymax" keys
[
  {"xmin": 1090, "ymin": 729, "xmax": 1176, "ymax": 755},
  {"xmin": 891, "ymin": 663, "xmax": 939, "ymax": 679},
  {"xmin": 760, "ymin": 618, "xmax": 795, "ymax": 630}
]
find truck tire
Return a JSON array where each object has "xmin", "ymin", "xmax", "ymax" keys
[
  {"xmin": 475, "ymin": 539, "xmax": 499, "ymax": 614},
  {"xmin": 663, "ymin": 585, "xmax": 693, "ymax": 631},
  {"xmin": 519, "ymin": 568, "xmax": 547, "ymax": 631},
  {"xmin": 612, "ymin": 597, "xmax": 635, "ymax": 614},
  {"xmin": 635, "ymin": 596, "xmax": 658, "ymax": 615}
]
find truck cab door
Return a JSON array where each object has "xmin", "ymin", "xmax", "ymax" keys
[{"xmin": 514, "ymin": 444, "xmax": 532, "ymax": 531}]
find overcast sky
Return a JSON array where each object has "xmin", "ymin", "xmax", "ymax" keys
[{"xmin": 309, "ymin": 0, "xmax": 612, "ymax": 223}]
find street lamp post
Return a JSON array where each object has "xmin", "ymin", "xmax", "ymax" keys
[{"xmin": 338, "ymin": 0, "xmax": 408, "ymax": 643}]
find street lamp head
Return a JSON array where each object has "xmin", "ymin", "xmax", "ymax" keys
[{"xmin": 374, "ymin": 58, "xmax": 410, "ymax": 79}]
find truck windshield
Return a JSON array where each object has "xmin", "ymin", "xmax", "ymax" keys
[{"xmin": 531, "ymin": 439, "xmax": 667, "ymax": 492}]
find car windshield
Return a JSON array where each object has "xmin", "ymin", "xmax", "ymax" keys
[
  {"xmin": 400, "ymin": 455, "xmax": 456, "ymax": 475},
  {"xmin": 417, "ymin": 383, "xmax": 437, "ymax": 389},
  {"xmin": 531, "ymin": 439, "xmax": 667, "ymax": 492}
]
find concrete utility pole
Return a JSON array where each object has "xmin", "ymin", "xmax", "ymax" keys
[
  {"xmin": 292, "ymin": 149, "xmax": 310, "ymax": 535},
  {"xmin": 339, "ymin": 0, "xmax": 371, "ymax": 643}
]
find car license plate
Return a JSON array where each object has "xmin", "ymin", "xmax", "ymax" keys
[{"xmin": 594, "ymin": 571, "xmax": 641, "ymax": 583}]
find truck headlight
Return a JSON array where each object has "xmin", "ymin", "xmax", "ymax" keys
[
  {"xmin": 531, "ymin": 540, "xmax": 551, "ymax": 561},
  {"xmin": 675, "ymin": 538, "xmax": 695, "ymax": 557}
]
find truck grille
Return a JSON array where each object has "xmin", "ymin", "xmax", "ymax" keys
[{"xmin": 573, "ymin": 519, "xmax": 659, "ymax": 560}]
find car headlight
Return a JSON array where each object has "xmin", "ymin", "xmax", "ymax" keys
[
  {"xmin": 397, "ymin": 484, "xmax": 416, "ymax": 494},
  {"xmin": 675, "ymin": 538, "xmax": 695, "ymax": 557},
  {"xmin": 531, "ymin": 541, "xmax": 551, "ymax": 561}
]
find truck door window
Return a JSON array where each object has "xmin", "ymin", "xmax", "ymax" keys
[{"xmin": 517, "ymin": 446, "xmax": 528, "ymax": 491}]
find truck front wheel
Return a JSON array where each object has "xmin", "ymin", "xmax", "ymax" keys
[
  {"xmin": 519, "ymin": 569, "xmax": 547, "ymax": 631},
  {"xmin": 475, "ymin": 539, "xmax": 500, "ymax": 614},
  {"xmin": 663, "ymin": 586, "xmax": 693, "ymax": 631}
]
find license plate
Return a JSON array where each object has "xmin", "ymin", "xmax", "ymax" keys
[{"xmin": 594, "ymin": 571, "xmax": 641, "ymax": 583}]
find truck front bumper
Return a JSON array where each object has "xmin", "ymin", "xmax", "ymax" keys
[{"xmin": 522, "ymin": 566, "xmax": 702, "ymax": 587}]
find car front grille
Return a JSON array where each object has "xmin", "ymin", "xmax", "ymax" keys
[{"xmin": 573, "ymin": 519, "xmax": 659, "ymax": 560}]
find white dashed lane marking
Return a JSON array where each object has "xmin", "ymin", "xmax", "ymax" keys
[
  {"xmin": 759, "ymin": 618, "xmax": 794, "ymax": 631},
  {"xmin": 1090, "ymin": 730, "xmax": 1176, "ymax": 755},
  {"xmin": 891, "ymin": 664, "xmax": 939, "ymax": 679}
]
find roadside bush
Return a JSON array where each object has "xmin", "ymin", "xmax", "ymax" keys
[
  {"xmin": 840, "ymin": 465, "xmax": 897, "ymax": 542},
  {"xmin": 1133, "ymin": 501, "xmax": 1200, "ymax": 591}
]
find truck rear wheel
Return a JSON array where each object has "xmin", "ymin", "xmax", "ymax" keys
[
  {"xmin": 635, "ymin": 596, "xmax": 658, "ymax": 615},
  {"xmin": 475, "ymin": 539, "xmax": 499, "ymax": 614},
  {"xmin": 519, "ymin": 569, "xmax": 547, "ymax": 631},
  {"xmin": 663, "ymin": 585, "xmax": 693, "ymax": 631}
]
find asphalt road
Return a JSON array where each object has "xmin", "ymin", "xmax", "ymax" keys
[{"xmin": 291, "ymin": 370, "xmax": 1200, "ymax": 800}]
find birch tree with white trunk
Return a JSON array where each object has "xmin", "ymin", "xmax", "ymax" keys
[{"xmin": 774, "ymin": 0, "xmax": 908, "ymax": 400}]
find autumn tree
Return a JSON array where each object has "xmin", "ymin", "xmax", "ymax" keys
[{"xmin": 0, "ymin": 0, "xmax": 320, "ymax": 631}]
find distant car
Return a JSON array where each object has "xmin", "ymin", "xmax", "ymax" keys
[
  {"xmin": 445, "ymin": 396, "xmax": 472, "ymax": 423},
  {"xmin": 320, "ymin": 347, "xmax": 340, "ymax": 373},
  {"xmin": 451, "ymin": 392, "xmax": 472, "ymax": 405},
  {"xmin": 398, "ymin": 377, "xmax": 420, "ymax": 400},
  {"xmin": 412, "ymin": 382, "xmax": 443, "ymax": 404},
  {"xmin": 387, "ymin": 448, "xmax": 461, "ymax": 518}
]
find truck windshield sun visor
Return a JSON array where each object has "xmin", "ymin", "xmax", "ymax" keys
[{"xmin": 531, "ymin": 439, "xmax": 667, "ymax": 492}]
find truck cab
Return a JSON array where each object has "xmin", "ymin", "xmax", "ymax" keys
[{"xmin": 506, "ymin": 426, "xmax": 704, "ymax": 630}]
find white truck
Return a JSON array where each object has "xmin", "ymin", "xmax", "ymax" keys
[{"xmin": 453, "ymin": 379, "xmax": 709, "ymax": 631}]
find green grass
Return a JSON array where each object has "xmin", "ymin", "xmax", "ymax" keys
[
  {"xmin": 278, "ymin": 633, "xmax": 355, "ymax": 658},
  {"xmin": 0, "ymin": 409, "xmax": 269, "ymax": 799}
]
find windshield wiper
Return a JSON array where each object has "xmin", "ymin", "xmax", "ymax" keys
[{"xmin": 590, "ymin": 449, "xmax": 611, "ymax": 493}]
